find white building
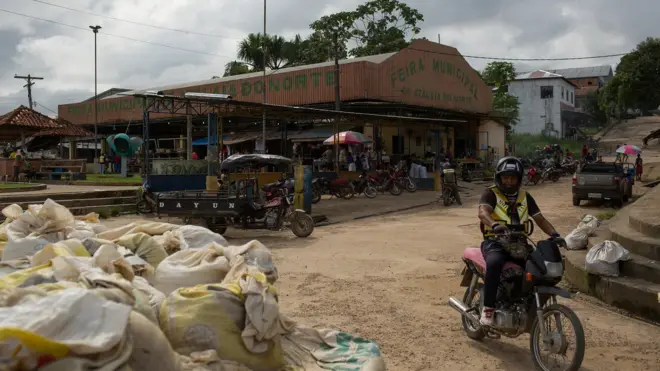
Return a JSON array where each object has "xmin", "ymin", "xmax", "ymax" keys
[{"xmin": 508, "ymin": 70, "xmax": 576, "ymax": 137}]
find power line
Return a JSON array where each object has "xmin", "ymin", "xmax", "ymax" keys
[
  {"xmin": 408, "ymin": 47, "xmax": 628, "ymax": 61},
  {"xmin": 34, "ymin": 101, "xmax": 58, "ymax": 115},
  {"xmin": 32, "ymin": 0, "xmax": 239, "ymax": 40},
  {"xmin": 0, "ymin": 8, "xmax": 235, "ymax": 58},
  {"xmin": 2, "ymin": 7, "xmax": 629, "ymax": 62}
]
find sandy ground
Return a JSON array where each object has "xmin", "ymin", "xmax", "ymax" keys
[{"xmin": 105, "ymin": 177, "xmax": 660, "ymax": 371}]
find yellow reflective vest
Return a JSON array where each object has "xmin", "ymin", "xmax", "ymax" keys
[{"xmin": 482, "ymin": 186, "xmax": 529, "ymax": 237}]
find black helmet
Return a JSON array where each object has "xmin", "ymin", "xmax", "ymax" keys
[{"xmin": 494, "ymin": 156, "xmax": 524, "ymax": 195}]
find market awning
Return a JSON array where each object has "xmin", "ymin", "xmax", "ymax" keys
[
  {"xmin": 192, "ymin": 136, "xmax": 230, "ymax": 146},
  {"xmin": 288, "ymin": 127, "xmax": 336, "ymax": 142}
]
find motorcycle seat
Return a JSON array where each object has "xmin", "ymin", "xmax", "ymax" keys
[{"xmin": 463, "ymin": 247, "xmax": 523, "ymax": 272}]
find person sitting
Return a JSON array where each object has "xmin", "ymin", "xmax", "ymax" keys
[{"xmin": 477, "ymin": 157, "xmax": 560, "ymax": 326}]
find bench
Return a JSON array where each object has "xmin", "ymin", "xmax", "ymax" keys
[{"xmin": 38, "ymin": 160, "xmax": 87, "ymax": 181}]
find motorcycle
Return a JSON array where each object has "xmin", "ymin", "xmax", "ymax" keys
[
  {"xmin": 368, "ymin": 170, "xmax": 403, "ymax": 196},
  {"xmin": 351, "ymin": 172, "xmax": 378, "ymax": 198},
  {"xmin": 392, "ymin": 167, "xmax": 417, "ymax": 192},
  {"xmin": 541, "ymin": 166, "xmax": 561, "ymax": 183},
  {"xmin": 311, "ymin": 177, "xmax": 354, "ymax": 204},
  {"xmin": 523, "ymin": 167, "xmax": 542, "ymax": 186},
  {"xmin": 448, "ymin": 226, "xmax": 585, "ymax": 371},
  {"xmin": 441, "ymin": 184, "xmax": 457, "ymax": 206}
]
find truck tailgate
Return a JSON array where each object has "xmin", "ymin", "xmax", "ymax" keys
[{"xmin": 577, "ymin": 173, "xmax": 615, "ymax": 187}]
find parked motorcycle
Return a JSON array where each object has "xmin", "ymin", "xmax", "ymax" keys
[
  {"xmin": 541, "ymin": 166, "xmax": 562, "ymax": 183},
  {"xmin": 392, "ymin": 167, "xmax": 417, "ymax": 192},
  {"xmin": 448, "ymin": 226, "xmax": 585, "ymax": 371},
  {"xmin": 351, "ymin": 172, "xmax": 378, "ymax": 198},
  {"xmin": 368, "ymin": 170, "xmax": 403, "ymax": 196},
  {"xmin": 311, "ymin": 177, "xmax": 354, "ymax": 204},
  {"xmin": 523, "ymin": 167, "xmax": 542, "ymax": 186}
]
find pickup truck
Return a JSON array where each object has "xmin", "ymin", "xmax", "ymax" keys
[{"xmin": 572, "ymin": 162, "xmax": 632, "ymax": 207}]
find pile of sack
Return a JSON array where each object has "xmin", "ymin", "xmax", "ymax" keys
[{"xmin": 0, "ymin": 199, "xmax": 385, "ymax": 370}]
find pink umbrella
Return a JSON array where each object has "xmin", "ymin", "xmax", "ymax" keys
[
  {"xmin": 616, "ymin": 144, "xmax": 641, "ymax": 155},
  {"xmin": 323, "ymin": 131, "xmax": 373, "ymax": 145}
]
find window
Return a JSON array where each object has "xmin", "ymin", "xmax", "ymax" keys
[
  {"xmin": 587, "ymin": 81, "xmax": 593, "ymax": 85},
  {"xmin": 392, "ymin": 135, "xmax": 404, "ymax": 154},
  {"xmin": 570, "ymin": 92, "xmax": 574, "ymax": 104},
  {"xmin": 561, "ymin": 86, "xmax": 565, "ymax": 99},
  {"xmin": 415, "ymin": 136, "xmax": 422, "ymax": 146},
  {"xmin": 540, "ymin": 86, "xmax": 554, "ymax": 99}
]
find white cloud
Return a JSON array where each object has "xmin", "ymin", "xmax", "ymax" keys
[{"xmin": 0, "ymin": 0, "xmax": 651, "ymax": 116}]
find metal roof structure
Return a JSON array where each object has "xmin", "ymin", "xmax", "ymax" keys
[
  {"xmin": 545, "ymin": 65, "xmax": 613, "ymax": 79},
  {"xmin": 104, "ymin": 53, "xmax": 397, "ymax": 101},
  {"xmin": 514, "ymin": 70, "xmax": 577, "ymax": 87}
]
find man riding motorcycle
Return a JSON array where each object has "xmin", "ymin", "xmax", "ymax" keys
[
  {"xmin": 477, "ymin": 157, "xmax": 560, "ymax": 326},
  {"xmin": 440, "ymin": 160, "xmax": 462, "ymax": 205}
]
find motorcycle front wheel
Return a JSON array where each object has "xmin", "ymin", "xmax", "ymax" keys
[
  {"xmin": 530, "ymin": 303, "xmax": 585, "ymax": 371},
  {"xmin": 388, "ymin": 182, "xmax": 403, "ymax": 196},
  {"xmin": 340, "ymin": 185, "xmax": 355, "ymax": 200},
  {"xmin": 406, "ymin": 178, "xmax": 417, "ymax": 192},
  {"xmin": 364, "ymin": 185, "xmax": 378, "ymax": 198},
  {"xmin": 290, "ymin": 212, "xmax": 314, "ymax": 238},
  {"xmin": 311, "ymin": 187, "xmax": 322, "ymax": 204}
]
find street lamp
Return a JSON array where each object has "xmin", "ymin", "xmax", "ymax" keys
[{"xmin": 90, "ymin": 25, "xmax": 101, "ymax": 162}]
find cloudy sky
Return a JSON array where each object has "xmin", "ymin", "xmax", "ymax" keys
[{"xmin": 0, "ymin": 0, "xmax": 655, "ymax": 116}]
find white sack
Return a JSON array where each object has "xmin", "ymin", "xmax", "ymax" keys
[
  {"xmin": 154, "ymin": 244, "xmax": 230, "ymax": 295},
  {"xmin": 578, "ymin": 214, "xmax": 600, "ymax": 231},
  {"xmin": 565, "ymin": 227, "xmax": 590, "ymax": 250},
  {"xmin": 585, "ymin": 240, "xmax": 631, "ymax": 277}
]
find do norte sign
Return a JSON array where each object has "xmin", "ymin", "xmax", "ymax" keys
[{"xmin": 58, "ymin": 40, "xmax": 492, "ymax": 125}]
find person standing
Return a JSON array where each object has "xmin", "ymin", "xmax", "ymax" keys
[
  {"xmin": 99, "ymin": 153, "xmax": 106, "ymax": 174},
  {"xmin": 12, "ymin": 149, "xmax": 23, "ymax": 181},
  {"xmin": 635, "ymin": 154, "xmax": 643, "ymax": 181}
]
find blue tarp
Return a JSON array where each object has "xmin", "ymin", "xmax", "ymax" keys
[{"xmin": 192, "ymin": 136, "xmax": 229, "ymax": 146}]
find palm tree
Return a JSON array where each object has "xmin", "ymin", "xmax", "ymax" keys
[{"xmin": 237, "ymin": 33, "xmax": 266, "ymax": 71}]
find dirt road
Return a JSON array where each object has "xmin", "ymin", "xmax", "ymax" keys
[{"xmin": 223, "ymin": 178, "xmax": 660, "ymax": 371}]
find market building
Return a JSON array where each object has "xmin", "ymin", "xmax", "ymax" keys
[{"xmin": 57, "ymin": 39, "xmax": 504, "ymax": 166}]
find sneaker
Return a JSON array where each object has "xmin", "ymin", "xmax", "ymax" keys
[{"xmin": 480, "ymin": 307, "xmax": 494, "ymax": 326}]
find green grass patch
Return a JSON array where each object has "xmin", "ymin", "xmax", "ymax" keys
[
  {"xmin": 75, "ymin": 174, "xmax": 142, "ymax": 185},
  {"xmin": 508, "ymin": 133, "xmax": 583, "ymax": 159},
  {"xmin": 0, "ymin": 183, "xmax": 36, "ymax": 189},
  {"xmin": 596, "ymin": 210, "xmax": 617, "ymax": 221}
]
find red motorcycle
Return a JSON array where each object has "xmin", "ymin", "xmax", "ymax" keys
[
  {"xmin": 368, "ymin": 170, "xmax": 403, "ymax": 196},
  {"xmin": 392, "ymin": 167, "xmax": 417, "ymax": 193},
  {"xmin": 523, "ymin": 167, "xmax": 542, "ymax": 186}
]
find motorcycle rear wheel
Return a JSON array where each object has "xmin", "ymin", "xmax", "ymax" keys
[
  {"xmin": 530, "ymin": 303, "xmax": 585, "ymax": 371},
  {"xmin": 136, "ymin": 200, "xmax": 153, "ymax": 214},
  {"xmin": 443, "ymin": 189, "xmax": 452, "ymax": 206}
]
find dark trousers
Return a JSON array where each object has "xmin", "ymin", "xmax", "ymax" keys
[
  {"xmin": 13, "ymin": 166, "xmax": 19, "ymax": 179},
  {"xmin": 481, "ymin": 239, "xmax": 525, "ymax": 308}
]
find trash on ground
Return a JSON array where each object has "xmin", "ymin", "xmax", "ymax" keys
[
  {"xmin": 585, "ymin": 240, "xmax": 631, "ymax": 277},
  {"xmin": 0, "ymin": 199, "xmax": 385, "ymax": 370}
]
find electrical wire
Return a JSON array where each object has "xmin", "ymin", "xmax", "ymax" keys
[
  {"xmin": 34, "ymin": 101, "xmax": 58, "ymax": 115},
  {"xmin": 32, "ymin": 0, "xmax": 239, "ymax": 39},
  {"xmin": 0, "ymin": 8, "xmax": 235, "ymax": 58},
  {"xmin": 2, "ymin": 7, "xmax": 630, "ymax": 62},
  {"xmin": 407, "ymin": 47, "xmax": 628, "ymax": 61}
]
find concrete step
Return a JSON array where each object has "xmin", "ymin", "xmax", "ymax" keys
[
  {"xmin": 0, "ymin": 189, "xmax": 136, "ymax": 204},
  {"xmin": 67, "ymin": 203, "xmax": 137, "ymax": 217},
  {"xmin": 609, "ymin": 219, "xmax": 660, "ymax": 261},
  {"xmin": 564, "ymin": 249, "xmax": 660, "ymax": 322},
  {"xmin": 0, "ymin": 196, "xmax": 137, "ymax": 212},
  {"xmin": 629, "ymin": 207, "xmax": 660, "ymax": 238}
]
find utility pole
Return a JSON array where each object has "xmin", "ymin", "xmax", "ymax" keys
[
  {"xmin": 14, "ymin": 74, "xmax": 44, "ymax": 110},
  {"xmin": 261, "ymin": 0, "xmax": 267, "ymax": 153},
  {"xmin": 333, "ymin": 31, "xmax": 341, "ymax": 170},
  {"xmin": 90, "ymin": 25, "xmax": 102, "ymax": 162}
]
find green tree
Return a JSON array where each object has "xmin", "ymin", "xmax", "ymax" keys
[
  {"xmin": 482, "ymin": 62, "xmax": 520, "ymax": 126},
  {"xmin": 222, "ymin": 61, "xmax": 250, "ymax": 77},
  {"xmin": 235, "ymin": 33, "xmax": 307, "ymax": 72},
  {"xmin": 481, "ymin": 62, "xmax": 516, "ymax": 89},
  {"xmin": 600, "ymin": 37, "xmax": 660, "ymax": 115},
  {"xmin": 310, "ymin": 0, "xmax": 423, "ymax": 58},
  {"xmin": 583, "ymin": 91, "xmax": 607, "ymax": 123}
]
